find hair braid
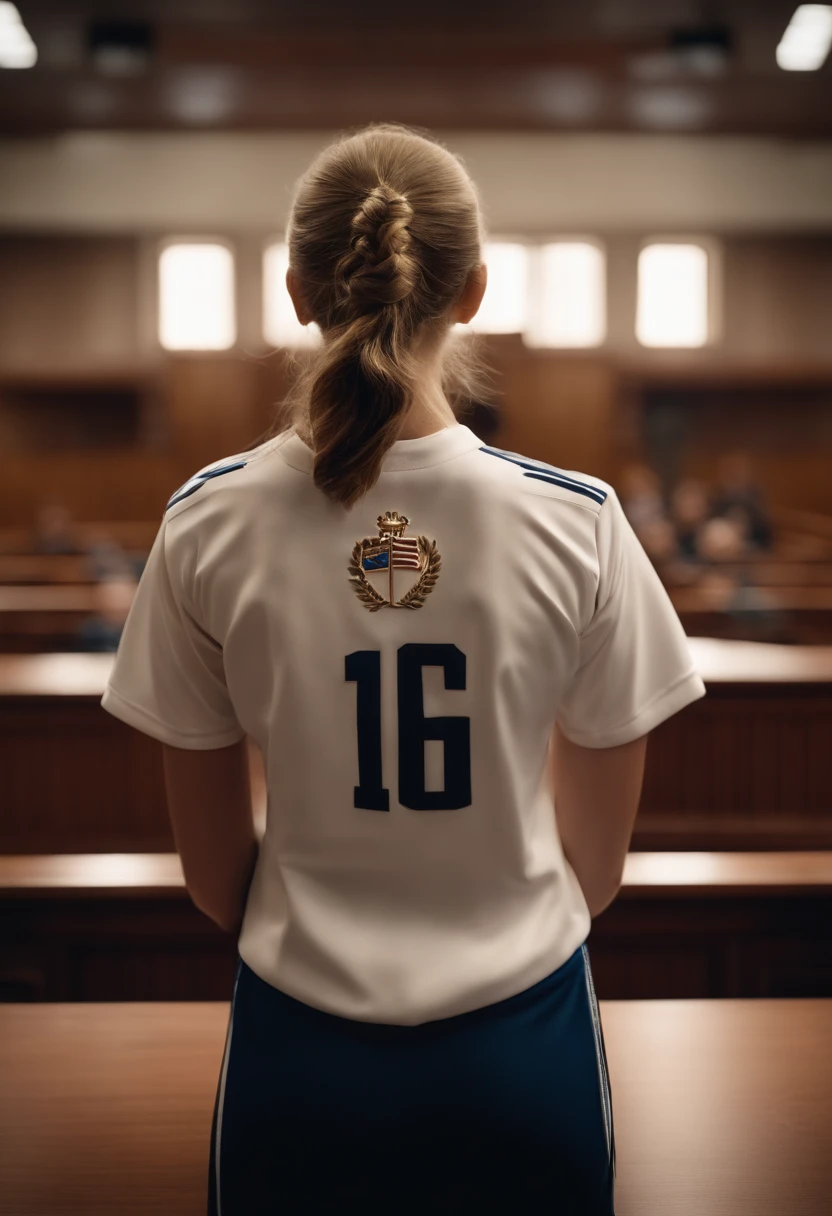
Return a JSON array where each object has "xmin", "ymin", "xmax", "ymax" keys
[{"xmin": 276, "ymin": 122, "xmax": 490, "ymax": 509}]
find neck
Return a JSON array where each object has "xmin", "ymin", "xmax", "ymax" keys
[
  {"xmin": 396, "ymin": 366, "xmax": 458, "ymax": 440},
  {"xmin": 397, "ymin": 402, "xmax": 457, "ymax": 440}
]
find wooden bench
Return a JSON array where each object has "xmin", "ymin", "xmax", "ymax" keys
[
  {"xmin": 1, "ymin": 996, "xmax": 830, "ymax": 1215},
  {"xmin": 2, "ymin": 640, "xmax": 831, "ymax": 853},
  {"xmin": 3, "ymin": 852, "xmax": 831, "ymax": 1002},
  {"xmin": 672, "ymin": 586, "xmax": 832, "ymax": 643},
  {"xmin": 0, "ymin": 585, "xmax": 105, "ymax": 652},
  {"xmin": 0, "ymin": 555, "xmax": 99, "ymax": 585},
  {"xmin": 0, "ymin": 521, "xmax": 159, "ymax": 555}
]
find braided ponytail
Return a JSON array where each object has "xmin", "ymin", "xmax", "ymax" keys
[{"xmin": 279, "ymin": 123, "xmax": 488, "ymax": 509}]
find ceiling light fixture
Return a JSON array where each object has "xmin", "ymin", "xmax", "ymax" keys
[
  {"xmin": 776, "ymin": 5, "xmax": 832, "ymax": 70},
  {"xmin": 0, "ymin": 2, "xmax": 37, "ymax": 69}
]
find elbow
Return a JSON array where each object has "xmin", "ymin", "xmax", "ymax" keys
[
  {"xmin": 584, "ymin": 869, "xmax": 624, "ymax": 919},
  {"xmin": 187, "ymin": 885, "xmax": 242, "ymax": 936}
]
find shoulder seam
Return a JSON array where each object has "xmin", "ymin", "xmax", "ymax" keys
[{"xmin": 521, "ymin": 484, "xmax": 602, "ymax": 515}]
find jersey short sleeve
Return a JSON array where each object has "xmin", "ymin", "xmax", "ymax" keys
[
  {"xmin": 100, "ymin": 517, "xmax": 246, "ymax": 749},
  {"xmin": 556, "ymin": 487, "xmax": 706, "ymax": 748}
]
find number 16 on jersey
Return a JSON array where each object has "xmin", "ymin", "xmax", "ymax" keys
[{"xmin": 345, "ymin": 643, "xmax": 472, "ymax": 812}]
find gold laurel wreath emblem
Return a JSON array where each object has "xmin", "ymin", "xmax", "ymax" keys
[{"xmin": 348, "ymin": 515, "xmax": 441, "ymax": 612}]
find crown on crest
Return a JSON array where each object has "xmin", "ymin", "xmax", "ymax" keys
[{"xmin": 377, "ymin": 511, "xmax": 409, "ymax": 536}]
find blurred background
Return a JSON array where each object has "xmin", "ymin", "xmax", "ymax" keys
[
  {"xmin": 4, "ymin": 12, "xmax": 832, "ymax": 1209},
  {"xmin": 1, "ymin": 1, "xmax": 831, "ymax": 652},
  {"xmin": 2, "ymin": 2, "xmax": 832, "ymax": 1008}
]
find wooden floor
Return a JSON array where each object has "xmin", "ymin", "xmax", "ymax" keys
[{"xmin": 1, "ymin": 998, "xmax": 830, "ymax": 1215}]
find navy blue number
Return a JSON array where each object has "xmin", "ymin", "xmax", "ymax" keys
[
  {"xmin": 345, "ymin": 651, "xmax": 390, "ymax": 812},
  {"xmin": 398, "ymin": 644, "xmax": 471, "ymax": 810},
  {"xmin": 346, "ymin": 645, "xmax": 471, "ymax": 812}
]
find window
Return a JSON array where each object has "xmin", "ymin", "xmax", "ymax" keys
[
  {"xmin": 158, "ymin": 242, "xmax": 235, "ymax": 351},
  {"xmin": 462, "ymin": 242, "xmax": 529, "ymax": 334},
  {"xmin": 263, "ymin": 242, "xmax": 321, "ymax": 349},
  {"xmin": 524, "ymin": 241, "xmax": 606, "ymax": 348},
  {"xmin": 636, "ymin": 243, "xmax": 710, "ymax": 348}
]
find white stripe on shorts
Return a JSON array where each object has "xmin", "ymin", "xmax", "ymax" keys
[{"xmin": 581, "ymin": 943, "xmax": 612, "ymax": 1167}]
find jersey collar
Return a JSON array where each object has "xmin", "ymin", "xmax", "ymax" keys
[{"xmin": 277, "ymin": 424, "xmax": 482, "ymax": 474}]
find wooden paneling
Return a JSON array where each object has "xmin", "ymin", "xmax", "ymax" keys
[
  {"xmin": 1, "ymin": 644, "xmax": 831, "ymax": 852},
  {"xmin": 0, "ymin": 696, "xmax": 172, "ymax": 854},
  {"xmin": 0, "ymin": 236, "xmax": 141, "ymax": 372},
  {"xmin": 640, "ymin": 682, "xmax": 832, "ymax": 817},
  {"xmin": 1, "ymin": 233, "xmax": 832, "ymax": 525},
  {"xmin": 0, "ymin": 655, "xmax": 268, "ymax": 851},
  {"xmin": 0, "ymin": 450, "xmax": 177, "ymax": 527},
  {"xmin": 723, "ymin": 237, "xmax": 832, "ymax": 363},
  {"xmin": 0, "ymin": 356, "xmax": 285, "ymax": 527},
  {"xmin": 485, "ymin": 339, "xmax": 619, "ymax": 482},
  {"xmin": 164, "ymin": 353, "xmax": 276, "ymax": 471},
  {"xmin": 620, "ymin": 363, "xmax": 832, "ymax": 518}
]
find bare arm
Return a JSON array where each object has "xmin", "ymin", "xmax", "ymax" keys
[
  {"xmin": 161, "ymin": 737, "xmax": 259, "ymax": 935},
  {"xmin": 549, "ymin": 723, "xmax": 648, "ymax": 918}
]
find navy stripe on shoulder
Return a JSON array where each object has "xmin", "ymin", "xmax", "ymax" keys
[
  {"xmin": 520, "ymin": 471, "xmax": 607, "ymax": 504},
  {"xmin": 479, "ymin": 446, "xmax": 607, "ymax": 506},
  {"xmin": 166, "ymin": 460, "xmax": 248, "ymax": 512}
]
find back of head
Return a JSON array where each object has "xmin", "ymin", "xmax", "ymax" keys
[{"xmin": 283, "ymin": 122, "xmax": 486, "ymax": 509}]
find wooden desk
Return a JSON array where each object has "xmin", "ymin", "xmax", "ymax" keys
[
  {"xmin": 5, "ymin": 849, "xmax": 831, "ymax": 899},
  {"xmin": 0, "ymin": 999, "xmax": 829, "ymax": 1215},
  {"xmin": 2, "ymin": 853, "xmax": 831, "ymax": 1002}
]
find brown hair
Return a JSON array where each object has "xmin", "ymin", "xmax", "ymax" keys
[{"xmin": 275, "ymin": 122, "xmax": 491, "ymax": 509}]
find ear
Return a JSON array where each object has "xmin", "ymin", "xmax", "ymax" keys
[
  {"xmin": 286, "ymin": 267, "xmax": 313, "ymax": 326},
  {"xmin": 453, "ymin": 263, "xmax": 488, "ymax": 326}
]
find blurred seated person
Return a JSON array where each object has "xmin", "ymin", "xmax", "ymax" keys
[
  {"xmin": 711, "ymin": 451, "xmax": 773, "ymax": 552},
  {"xmin": 636, "ymin": 515, "xmax": 711, "ymax": 587},
  {"xmin": 698, "ymin": 515, "xmax": 747, "ymax": 563},
  {"xmin": 620, "ymin": 463, "xmax": 666, "ymax": 535},
  {"xmin": 638, "ymin": 516, "xmax": 677, "ymax": 563},
  {"xmin": 83, "ymin": 526, "xmax": 145, "ymax": 581},
  {"xmin": 33, "ymin": 501, "xmax": 81, "ymax": 555},
  {"xmin": 74, "ymin": 573, "xmax": 136, "ymax": 653},
  {"xmin": 670, "ymin": 478, "xmax": 712, "ymax": 563},
  {"xmin": 697, "ymin": 517, "xmax": 784, "ymax": 637}
]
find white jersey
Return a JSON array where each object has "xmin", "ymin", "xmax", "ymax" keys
[{"xmin": 102, "ymin": 423, "xmax": 705, "ymax": 1025}]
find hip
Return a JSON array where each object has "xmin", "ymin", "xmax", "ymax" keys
[{"xmin": 209, "ymin": 939, "xmax": 616, "ymax": 1214}]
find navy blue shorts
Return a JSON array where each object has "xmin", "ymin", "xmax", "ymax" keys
[{"xmin": 208, "ymin": 941, "xmax": 616, "ymax": 1214}]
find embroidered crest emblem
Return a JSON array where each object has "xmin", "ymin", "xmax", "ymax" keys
[{"xmin": 349, "ymin": 511, "xmax": 441, "ymax": 612}]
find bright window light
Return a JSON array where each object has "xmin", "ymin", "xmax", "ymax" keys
[
  {"xmin": 0, "ymin": 2, "xmax": 37, "ymax": 68},
  {"xmin": 158, "ymin": 243, "xmax": 236, "ymax": 351},
  {"xmin": 637, "ymin": 243, "xmax": 709, "ymax": 348},
  {"xmin": 463, "ymin": 242, "xmax": 529, "ymax": 334},
  {"xmin": 776, "ymin": 5, "xmax": 832, "ymax": 70},
  {"xmin": 263, "ymin": 243, "xmax": 321, "ymax": 349},
  {"xmin": 524, "ymin": 242, "xmax": 606, "ymax": 348}
]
